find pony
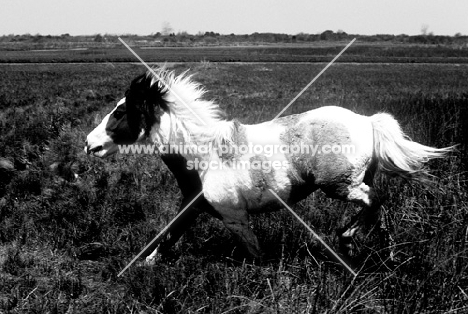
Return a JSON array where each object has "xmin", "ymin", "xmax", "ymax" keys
[{"xmin": 85, "ymin": 68, "xmax": 453, "ymax": 263}]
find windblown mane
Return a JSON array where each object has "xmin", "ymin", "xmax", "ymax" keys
[{"xmin": 148, "ymin": 68, "xmax": 236, "ymax": 147}]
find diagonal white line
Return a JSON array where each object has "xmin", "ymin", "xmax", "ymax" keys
[
  {"xmin": 271, "ymin": 38, "xmax": 356, "ymax": 122},
  {"xmin": 117, "ymin": 190, "xmax": 204, "ymax": 277},
  {"xmin": 118, "ymin": 37, "xmax": 207, "ymax": 126},
  {"xmin": 268, "ymin": 189, "xmax": 357, "ymax": 277}
]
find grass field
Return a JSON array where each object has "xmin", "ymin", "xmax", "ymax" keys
[
  {"xmin": 0, "ymin": 59, "xmax": 467, "ymax": 313},
  {"xmin": 2, "ymin": 44, "xmax": 468, "ymax": 64}
]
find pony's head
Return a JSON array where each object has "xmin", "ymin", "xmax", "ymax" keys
[
  {"xmin": 85, "ymin": 72, "xmax": 168, "ymax": 157},
  {"xmin": 86, "ymin": 68, "xmax": 233, "ymax": 158}
]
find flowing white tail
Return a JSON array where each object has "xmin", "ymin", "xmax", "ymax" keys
[{"xmin": 371, "ymin": 113, "xmax": 453, "ymax": 182}]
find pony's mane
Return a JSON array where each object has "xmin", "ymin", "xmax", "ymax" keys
[{"xmin": 148, "ymin": 68, "xmax": 236, "ymax": 147}]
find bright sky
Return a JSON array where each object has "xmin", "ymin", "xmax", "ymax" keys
[{"xmin": 2, "ymin": 0, "xmax": 467, "ymax": 36}]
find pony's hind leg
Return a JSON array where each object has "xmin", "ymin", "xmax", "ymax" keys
[
  {"xmin": 340, "ymin": 182, "xmax": 376, "ymax": 238},
  {"xmin": 337, "ymin": 182, "xmax": 394, "ymax": 261}
]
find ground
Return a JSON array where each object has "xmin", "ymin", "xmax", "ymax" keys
[{"xmin": 0, "ymin": 43, "xmax": 467, "ymax": 313}]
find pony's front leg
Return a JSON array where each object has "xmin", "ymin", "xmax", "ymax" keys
[
  {"xmin": 221, "ymin": 209, "xmax": 262, "ymax": 259},
  {"xmin": 145, "ymin": 197, "xmax": 202, "ymax": 264}
]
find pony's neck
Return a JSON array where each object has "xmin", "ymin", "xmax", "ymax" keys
[{"xmin": 150, "ymin": 112, "xmax": 239, "ymax": 162}]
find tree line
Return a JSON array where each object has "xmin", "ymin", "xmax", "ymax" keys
[{"xmin": 1, "ymin": 30, "xmax": 467, "ymax": 49}]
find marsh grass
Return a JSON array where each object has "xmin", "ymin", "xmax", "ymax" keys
[{"xmin": 0, "ymin": 62, "xmax": 467, "ymax": 313}]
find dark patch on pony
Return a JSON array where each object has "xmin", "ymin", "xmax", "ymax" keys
[
  {"xmin": 105, "ymin": 73, "xmax": 169, "ymax": 144},
  {"xmin": 125, "ymin": 73, "xmax": 169, "ymax": 136},
  {"xmin": 105, "ymin": 101, "xmax": 141, "ymax": 144}
]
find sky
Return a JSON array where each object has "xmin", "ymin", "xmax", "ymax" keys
[{"xmin": 2, "ymin": 0, "xmax": 467, "ymax": 37}]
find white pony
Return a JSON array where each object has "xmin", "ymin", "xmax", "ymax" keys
[{"xmin": 85, "ymin": 68, "xmax": 452, "ymax": 262}]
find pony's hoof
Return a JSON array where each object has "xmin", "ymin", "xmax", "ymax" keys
[
  {"xmin": 135, "ymin": 248, "xmax": 162, "ymax": 266},
  {"xmin": 135, "ymin": 256, "xmax": 159, "ymax": 267},
  {"xmin": 145, "ymin": 251, "xmax": 161, "ymax": 265},
  {"xmin": 339, "ymin": 235, "xmax": 357, "ymax": 257}
]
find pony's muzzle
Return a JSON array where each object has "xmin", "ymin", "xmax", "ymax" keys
[{"xmin": 84, "ymin": 141, "xmax": 103, "ymax": 155}]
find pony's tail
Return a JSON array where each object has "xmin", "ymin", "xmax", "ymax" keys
[{"xmin": 370, "ymin": 113, "xmax": 453, "ymax": 183}]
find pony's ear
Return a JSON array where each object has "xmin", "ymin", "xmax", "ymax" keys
[
  {"xmin": 127, "ymin": 73, "xmax": 151, "ymax": 98},
  {"xmin": 126, "ymin": 72, "xmax": 167, "ymax": 111}
]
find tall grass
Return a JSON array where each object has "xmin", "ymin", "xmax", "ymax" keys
[{"xmin": 0, "ymin": 62, "xmax": 467, "ymax": 313}]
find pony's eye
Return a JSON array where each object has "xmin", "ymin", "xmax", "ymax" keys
[
  {"xmin": 113, "ymin": 110, "xmax": 125, "ymax": 120},
  {"xmin": 154, "ymin": 106, "xmax": 163, "ymax": 115}
]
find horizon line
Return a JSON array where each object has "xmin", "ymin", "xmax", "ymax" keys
[{"xmin": 1, "ymin": 30, "xmax": 466, "ymax": 38}]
